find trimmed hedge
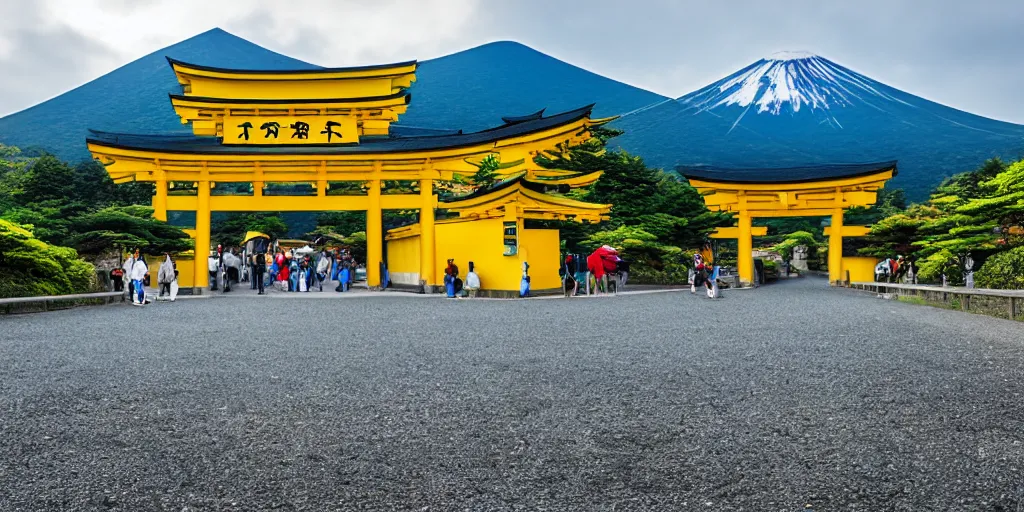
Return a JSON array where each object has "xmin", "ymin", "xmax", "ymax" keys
[{"xmin": 0, "ymin": 219, "xmax": 96, "ymax": 298}]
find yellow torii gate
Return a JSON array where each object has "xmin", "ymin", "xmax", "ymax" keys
[
  {"xmin": 680, "ymin": 161, "xmax": 897, "ymax": 286},
  {"xmin": 86, "ymin": 57, "xmax": 613, "ymax": 292}
]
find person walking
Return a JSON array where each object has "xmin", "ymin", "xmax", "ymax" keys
[
  {"xmin": 316, "ymin": 250, "xmax": 330, "ymax": 291},
  {"xmin": 254, "ymin": 250, "xmax": 267, "ymax": 295},
  {"xmin": 208, "ymin": 252, "xmax": 219, "ymax": 291},
  {"xmin": 617, "ymin": 258, "xmax": 630, "ymax": 290},
  {"xmin": 157, "ymin": 253, "xmax": 175, "ymax": 300},
  {"xmin": 129, "ymin": 250, "xmax": 149, "ymax": 305},
  {"xmin": 121, "ymin": 250, "xmax": 136, "ymax": 301}
]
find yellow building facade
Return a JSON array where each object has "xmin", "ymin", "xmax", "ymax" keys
[
  {"xmin": 681, "ymin": 162, "xmax": 897, "ymax": 286},
  {"xmin": 86, "ymin": 58, "xmax": 613, "ymax": 292},
  {"xmin": 387, "ymin": 173, "xmax": 610, "ymax": 293}
]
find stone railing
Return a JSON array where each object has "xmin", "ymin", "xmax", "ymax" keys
[
  {"xmin": 0, "ymin": 291, "xmax": 124, "ymax": 314},
  {"xmin": 850, "ymin": 281, "xmax": 1023, "ymax": 321}
]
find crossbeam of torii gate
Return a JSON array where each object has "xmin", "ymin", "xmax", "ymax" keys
[{"xmin": 680, "ymin": 161, "xmax": 897, "ymax": 286}]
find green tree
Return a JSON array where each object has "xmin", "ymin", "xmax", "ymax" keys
[
  {"xmin": 68, "ymin": 206, "xmax": 193, "ymax": 255},
  {"xmin": 770, "ymin": 231, "xmax": 819, "ymax": 271},
  {"xmin": 472, "ymin": 154, "xmax": 501, "ymax": 190},
  {"xmin": 975, "ymin": 246, "xmax": 1024, "ymax": 290},
  {"xmin": 17, "ymin": 155, "xmax": 76, "ymax": 204},
  {"xmin": 862, "ymin": 158, "xmax": 1023, "ymax": 285},
  {"xmin": 210, "ymin": 212, "xmax": 289, "ymax": 247},
  {"xmin": 0, "ymin": 219, "xmax": 96, "ymax": 298}
]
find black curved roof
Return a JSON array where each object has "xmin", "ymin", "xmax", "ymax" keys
[
  {"xmin": 677, "ymin": 160, "xmax": 898, "ymax": 184},
  {"xmin": 86, "ymin": 104, "xmax": 595, "ymax": 156},
  {"xmin": 501, "ymin": 109, "xmax": 545, "ymax": 124},
  {"xmin": 166, "ymin": 57, "xmax": 418, "ymax": 75}
]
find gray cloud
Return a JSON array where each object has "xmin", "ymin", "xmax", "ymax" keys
[
  {"xmin": 0, "ymin": 3, "xmax": 122, "ymax": 116},
  {"xmin": 470, "ymin": 0, "xmax": 1024, "ymax": 123},
  {"xmin": 1, "ymin": 0, "xmax": 1023, "ymax": 123}
]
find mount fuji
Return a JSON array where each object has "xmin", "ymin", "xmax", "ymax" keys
[
  {"xmin": 1, "ymin": 31, "xmax": 1021, "ymax": 201},
  {"xmin": 611, "ymin": 53, "xmax": 1024, "ymax": 199}
]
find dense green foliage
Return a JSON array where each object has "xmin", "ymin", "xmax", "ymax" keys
[
  {"xmin": 531, "ymin": 126, "xmax": 732, "ymax": 282},
  {"xmin": 975, "ymin": 247, "xmax": 1024, "ymax": 290},
  {"xmin": 0, "ymin": 219, "xmax": 95, "ymax": 298},
  {"xmin": 69, "ymin": 206, "xmax": 193, "ymax": 255},
  {"xmin": 0, "ymin": 144, "xmax": 192, "ymax": 297},
  {"xmin": 770, "ymin": 231, "xmax": 819, "ymax": 267},
  {"xmin": 0, "ymin": 146, "xmax": 188, "ymax": 256},
  {"xmin": 863, "ymin": 158, "xmax": 1024, "ymax": 287},
  {"xmin": 211, "ymin": 212, "xmax": 289, "ymax": 248}
]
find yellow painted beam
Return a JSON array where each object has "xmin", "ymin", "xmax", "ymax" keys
[
  {"xmin": 710, "ymin": 226, "xmax": 768, "ymax": 239},
  {"xmin": 823, "ymin": 225, "xmax": 871, "ymax": 237},
  {"xmin": 688, "ymin": 169, "xmax": 894, "ymax": 193},
  {"xmin": 163, "ymin": 194, "xmax": 422, "ymax": 212}
]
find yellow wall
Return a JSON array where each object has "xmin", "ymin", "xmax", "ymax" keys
[
  {"xmin": 386, "ymin": 234, "xmax": 421, "ymax": 286},
  {"xmin": 520, "ymin": 228, "xmax": 561, "ymax": 290},
  {"xmin": 435, "ymin": 218, "xmax": 511, "ymax": 290},
  {"xmin": 841, "ymin": 256, "xmax": 878, "ymax": 283},
  {"xmin": 387, "ymin": 218, "xmax": 562, "ymax": 292}
]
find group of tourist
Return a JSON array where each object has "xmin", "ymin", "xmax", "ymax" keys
[
  {"xmin": 561, "ymin": 246, "xmax": 630, "ymax": 296},
  {"xmin": 111, "ymin": 248, "xmax": 179, "ymax": 306},
  {"xmin": 442, "ymin": 259, "xmax": 482, "ymax": 298},
  {"xmin": 205, "ymin": 244, "xmax": 365, "ymax": 295},
  {"xmin": 261, "ymin": 247, "xmax": 361, "ymax": 293},
  {"xmin": 876, "ymin": 255, "xmax": 918, "ymax": 284}
]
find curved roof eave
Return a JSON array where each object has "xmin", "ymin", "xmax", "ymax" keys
[
  {"xmin": 85, "ymin": 104, "xmax": 597, "ymax": 157},
  {"xmin": 677, "ymin": 160, "xmax": 898, "ymax": 185}
]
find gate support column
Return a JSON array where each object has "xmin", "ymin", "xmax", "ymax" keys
[
  {"xmin": 153, "ymin": 179, "xmax": 168, "ymax": 222},
  {"xmin": 366, "ymin": 177, "xmax": 382, "ymax": 288},
  {"xmin": 737, "ymin": 211, "xmax": 753, "ymax": 286},
  {"xmin": 419, "ymin": 179, "xmax": 436, "ymax": 290},
  {"xmin": 194, "ymin": 178, "xmax": 211, "ymax": 290},
  {"xmin": 829, "ymin": 208, "xmax": 843, "ymax": 285}
]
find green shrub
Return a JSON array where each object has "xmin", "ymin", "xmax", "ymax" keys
[
  {"xmin": 0, "ymin": 219, "xmax": 96, "ymax": 298},
  {"xmin": 975, "ymin": 247, "xmax": 1024, "ymax": 289},
  {"xmin": 630, "ymin": 261, "xmax": 690, "ymax": 285}
]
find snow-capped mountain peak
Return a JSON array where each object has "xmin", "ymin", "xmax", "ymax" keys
[
  {"xmin": 680, "ymin": 52, "xmax": 908, "ymax": 123},
  {"xmin": 767, "ymin": 50, "xmax": 818, "ymax": 61}
]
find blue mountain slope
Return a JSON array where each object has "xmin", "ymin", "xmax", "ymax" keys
[
  {"xmin": 0, "ymin": 33, "xmax": 666, "ymax": 162},
  {"xmin": 402, "ymin": 41, "xmax": 668, "ymax": 131},
  {"xmin": 611, "ymin": 53, "xmax": 1024, "ymax": 200},
  {"xmin": 0, "ymin": 28, "xmax": 317, "ymax": 160}
]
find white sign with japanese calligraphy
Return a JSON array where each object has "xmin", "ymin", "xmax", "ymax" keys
[{"xmin": 222, "ymin": 116, "xmax": 358, "ymax": 145}]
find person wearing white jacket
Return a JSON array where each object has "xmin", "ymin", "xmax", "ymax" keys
[
  {"xmin": 121, "ymin": 252, "xmax": 136, "ymax": 302},
  {"xmin": 464, "ymin": 261, "xmax": 481, "ymax": 298},
  {"xmin": 128, "ymin": 250, "xmax": 149, "ymax": 305},
  {"xmin": 315, "ymin": 250, "xmax": 331, "ymax": 291},
  {"xmin": 157, "ymin": 254, "xmax": 176, "ymax": 301}
]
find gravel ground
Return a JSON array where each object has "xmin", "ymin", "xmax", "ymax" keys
[{"xmin": 2, "ymin": 277, "xmax": 1024, "ymax": 511}]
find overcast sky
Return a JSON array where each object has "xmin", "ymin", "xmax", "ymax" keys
[{"xmin": 2, "ymin": 0, "xmax": 1023, "ymax": 122}]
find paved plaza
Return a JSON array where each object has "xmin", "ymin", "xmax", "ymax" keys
[{"xmin": 2, "ymin": 277, "xmax": 1023, "ymax": 510}]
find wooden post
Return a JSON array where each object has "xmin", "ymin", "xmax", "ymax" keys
[
  {"xmin": 737, "ymin": 210, "xmax": 753, "ymax": 286},
  {"xmin": 153, "ymin": 179, "xmax": 168, "ymax": 221},
  {"xmin": 419, "ymin": 178, "xmax": 436, "ymax": 289},
  {"xmin": 366, "ymin": 175, "xmax": 382, "ymax": 288},
  {"xmin": 194, "ymin": 175, "xmax": 211, "ymax": 290},
  {"xmin": 1010, "ymin": 297, "xmax": 1017, "ymax": 320},
  {"xmin": 828, "ymin": 208, "xmax": 843, "ymax": 285}
]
